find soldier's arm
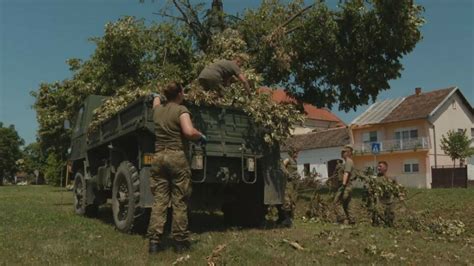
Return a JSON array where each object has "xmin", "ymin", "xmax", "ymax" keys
[
  {"xmin": 179, "ymin": 113, "xmax": 203, "ymax": 141},
  {"xmin": 237, "ymin": 73, "xmax": 250, "ymax": 92},
  {"xmin": 342, "ymin": 172, "xmax": 350, "ymax": 186}
]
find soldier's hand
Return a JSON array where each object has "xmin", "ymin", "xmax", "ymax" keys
[{"xmin": 198, "ymin": 134, "xmax": 207, "ymax": 146}]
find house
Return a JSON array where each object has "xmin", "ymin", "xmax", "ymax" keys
[
  {"xmin": 350, "ymin": 87, "xmax": 474, "ymax": 188},
  {"xmin": 261, "ymin": 88, "xmax": 345, "ymax": 134},
  {"xmin": 281, "ymin": 127, "xmax": 351, "ymax": 180}
]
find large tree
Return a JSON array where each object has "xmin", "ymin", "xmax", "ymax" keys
[
  {"xmin": 0, "ymin": 123, "xmax": 24, "ymax": 185},
  {"xmin": 33, "ymin": 0, "xmax": 424, "ymax": 161}
]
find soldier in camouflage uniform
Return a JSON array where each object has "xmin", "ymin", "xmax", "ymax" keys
[
  {"xmin": 277, "ymin": 146, "xmax": 300, "ymax": 228},
  {"xmin": 333, "ymin": 145, "xmax": 355, "ymax": 225},
  {"xmin": 372, "ymin": 161, "xmax": 397, "ymax": 227},
  {"xmin": 147, "ymin": 82, "xmax": 206, "ymax": 254}
]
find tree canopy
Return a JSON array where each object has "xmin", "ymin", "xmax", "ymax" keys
[
  {"xmin": 32, "ymin": 0, "xmax": 424, "ymax": 160},
  {"xmin": 440, "ymin": 129, "xmax": 474, "ymax": 167},
  {"xmin": 0, "ymin": 123, "xmax": 24, "ymax": 184}
]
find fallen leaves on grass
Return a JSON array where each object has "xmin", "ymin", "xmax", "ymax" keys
[
  {"xmin": 172, "ymin": 255, "xmax": 190, "ymax": 265},
  {"xmin": 206, "ymin": 244, "xmax": 227, "ymax": 266},
  {"xmin": 282, "ymin": 239, "xmax": 304, "ymax": 251}
]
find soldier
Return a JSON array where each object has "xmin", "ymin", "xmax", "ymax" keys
[
  {"xmin": 333, "ymin": 144, "xmax": 355, "ymax": 225},
  {"xmin": 373, "ymin": 161, "xmax": 397, "ymax": 227},
  {"xmin": 198, "ymin": 54, "xmax": 251, "ymax": 94},
  {"xmin": 277, "ymin": 146, "xmax": 300, "ymax": 228},
  {"xmin": 147, "ymin": 82, "xmax": 206, "ymax": 254}
]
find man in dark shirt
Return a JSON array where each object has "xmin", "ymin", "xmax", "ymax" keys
[
  {"xmin": 147, "ymin": 82, "xmax": 206, "ymax": 254},
  {"xmin": 198, "ymin": 54, "xmax": 250, "ymax": 93}
]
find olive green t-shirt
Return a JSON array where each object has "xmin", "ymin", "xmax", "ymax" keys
[
  {"xmin": 198, "ymin": 59, "xmax": 241, "ymax": 83},
  {"xmin": 342, "ymin": 158, "xmax": 354, "ymax": 185},
  {"xmin": 153, "ymin": 102, "xmax": 190, "ymax": 151}
]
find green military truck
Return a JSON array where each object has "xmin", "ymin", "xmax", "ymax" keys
[{"xmin": 70, "ymin": 94, "xmax": 285, "ymax": 232}]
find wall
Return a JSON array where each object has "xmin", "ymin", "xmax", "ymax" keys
[
  {"xmin": 430, "ymin": 92, "xmax": 474, "ymax": 167},
  {"xmin": 280, "ymin": 146, "xmax": 342, "ymax": 180},
  {"xmin": 353, "ymin": 151, "xmax": 430, "ymax": 188}
]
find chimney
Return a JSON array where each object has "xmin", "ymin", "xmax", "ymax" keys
[{"xmin": 415, "ymin": 87, "xmax": 422, "ymax": 96}]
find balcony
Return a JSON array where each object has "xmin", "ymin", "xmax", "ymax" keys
[{"xmin": 354, "ymin": 137, "xmax": 431, "ymax": 154}]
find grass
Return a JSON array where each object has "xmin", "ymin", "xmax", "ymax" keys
[{"xmin": 0, "ymin": 185, "xmax": 473, "ymax": 265}]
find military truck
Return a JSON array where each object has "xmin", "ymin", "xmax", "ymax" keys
[{"xmin": 69, "ymin": 94, "xmax": 285, "ymax": 232}]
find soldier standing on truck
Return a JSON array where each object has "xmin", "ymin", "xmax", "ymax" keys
[
  {"xmin": 277, "ymin": 146, "xmax": 300, "ymax": 228},
  {"xmin": 147, "ymin": 82, "xmax": 207, "ymax": 254},
  {"xmin": 334, "ymin": 145, "xmax": 356, "ymax": 225},
  {"xmin": 197, "ymin": 54, "xmax": 251, "ymax": 94}
]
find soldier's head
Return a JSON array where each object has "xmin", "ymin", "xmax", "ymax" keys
[
  {"xmin": 341, "ymin": 144, "xmax": 353, "ymax": 159},
  {"xmin": 377, "ymin": 161, "xmax": 388, "ymax": 177},
  {"xmin": 233, "ymin": 53, "xmax": 249, "ymax": 67},
  {"xmin": 164, "ymin": 82, "xmax": 184, "ymax": 103}
]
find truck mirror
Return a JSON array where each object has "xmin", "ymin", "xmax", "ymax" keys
[{"xmin": 64, "ymin": 119, "xmax": 71, "ymax": 130}]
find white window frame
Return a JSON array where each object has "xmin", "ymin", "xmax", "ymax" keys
[
  {"xmin": 394, "ymin": 127, "xmax": 419, "ymax": 141},
  {"xmin": 403, "ymin": 159, "xmax": 420, "ymax": 174},
  {"xmin": 362, "ymin": 130, "xmax": 378, "ymax": 143}
]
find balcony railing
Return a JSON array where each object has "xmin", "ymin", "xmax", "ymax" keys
[{"xmin": 354, "ymin": 137, "xmax": 430, "ymax": 154}]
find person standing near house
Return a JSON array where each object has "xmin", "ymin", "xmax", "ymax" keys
[
  {"xmin": 147, "ymin": 82, "xmax": 206, "ymax": 254},
  {"xmin": 277, "ymin": 146, "xmax": 300, "ymax": 228},
  {"xmin": 197, "ymin": 54, "xmax": 251, "ymax": 94},
  {"xmin": 372, "ymin": 161, "xmax": 399, "ymax": 227},
  {"xmin": 334, "ymin": 145, "xmax": 355, "ymax": 225}
]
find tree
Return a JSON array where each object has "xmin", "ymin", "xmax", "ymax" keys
[
  {"xmin": 440, "ymin": 129, "xmax": 474, "ymax": 168},
  {"xmin": 22, "ymin": 142, "xmax": 46, "ymax": 184},
  {"xmin": 0, "ymin": 123, "xmax": 24, "ymax": 185},
  {"xmin": 33, "ymin": 0, "xmax": 424, "ymax": 165}
]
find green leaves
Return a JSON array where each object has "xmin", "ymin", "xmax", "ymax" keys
[
  {"xmin": 0, "ymin": 123, "xmax": 24, "ymax": 183},
  {"xmin": 440, "ymin": 129, "xmax": 474, "ymax": 166}
]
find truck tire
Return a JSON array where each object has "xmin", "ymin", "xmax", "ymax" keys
[
  {"xmin": 112, "ymin": 161, "xmax": 141, "ymax": 233},
  {"xmin": 73, "ymin": 171, "xmax": 98, "ymax": 217}
]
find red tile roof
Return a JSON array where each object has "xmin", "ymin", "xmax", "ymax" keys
[
  {"xmin": 259, "ymin": 88, "xmax": 346, "ymax": 126},
  {"xmin": 381, "ymin": 87, "xmax": 456, "ymax": 123}
]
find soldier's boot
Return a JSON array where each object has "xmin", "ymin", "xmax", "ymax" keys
[
  {"xmin": 280, "ymin": 211, "xmax": 293, "ymax": 228},
  {"xmin": 276, "ymin": 207, "xmax": 285, "ymax": 225},
  {"xmin": 149, "ymin": 240, "xmax": 166, "ymax": 254},
  {"xmin": 173, "ymin": 240, "xmax": 191, "ymax": 253}
]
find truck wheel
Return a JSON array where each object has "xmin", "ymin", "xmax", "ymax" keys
[
  {"xmin": 112, "ymin": 161, "xmax": 141, "ymax": 232},
  {"xmin": 73, "ymin": 171, "xmax": 98, "ymax": 217}
]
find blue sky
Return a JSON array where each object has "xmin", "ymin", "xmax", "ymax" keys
[{"xmin": 0, "ymin": 0, "xmax": 473, "ymax": 145}]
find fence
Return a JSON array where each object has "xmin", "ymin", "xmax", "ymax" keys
[{"xmin": 431, "ymin": 165, "xmax": 467, "ymax": 188}]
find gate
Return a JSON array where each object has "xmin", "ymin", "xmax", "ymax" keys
[{"xmin": 431, "ymin": 166, "xmax": 468, "ymax": 188}]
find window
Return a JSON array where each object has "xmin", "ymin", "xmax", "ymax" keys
[
  {"xmin": 395, "ymin": 129, "xmax": 418, "ymax": 140},
  {"xmin": 363, "ymin": 131, "xmax": 378, "ymax": 143},
  {"xmin": 74, "ymin": 107, "xmax": 84, "ymax": 133},
  {"xmin": 471, "ymin": 128, "xmax": 474, "ymax": 139},
  {"xmin": 452, "ymin": 101, "xmax": 456, "ymax": 110},
  {"xmin": 403, "ymin": 159, "xmax": 419, "ymax": 173},
  {"xmin": 458, "ymin": 128, "xmax": 464, "ymax": 134}
]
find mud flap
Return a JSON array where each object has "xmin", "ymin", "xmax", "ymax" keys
[
  {"xmin": 264, "ymin": 167, "xmax": 285, "ymax": 205},
  {"xmin": 139, "ymin": 167, "xmax": 154, "ymax": 208}
]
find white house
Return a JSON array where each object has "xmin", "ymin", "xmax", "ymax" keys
[{"xmin": 281, "ymin": 127, "xmax": 351, "ymax": 180}]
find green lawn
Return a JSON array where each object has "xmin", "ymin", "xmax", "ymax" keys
[{"xmin": 1, "ymin": 185, "xmax": 473, "ymax": 265}]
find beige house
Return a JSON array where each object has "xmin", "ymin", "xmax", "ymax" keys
[{"xmin": 350, "ymin": 87, "xmax": 473, "ymax": 188}]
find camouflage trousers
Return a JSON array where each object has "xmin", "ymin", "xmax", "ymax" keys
[
  {"xmin": 281, "ymin": 179, "xmax": 297, "ymax": 215},
  {"xmin": 147, "ymin": 149, "xmax": 192, "ymax": 243},
  {"xmin": 333, "ymin": 185, "xmax": 354, "ymax": 223},
  {"xmin": 370, "ymin": 199, "xmax": 395, "ymax": 227}
]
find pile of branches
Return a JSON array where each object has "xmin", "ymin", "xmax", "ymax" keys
[{"xmin": 87, "ymin": 29, "xmax": 304, "ymax": 144}]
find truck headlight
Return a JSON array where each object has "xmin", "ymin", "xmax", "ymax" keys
[
  {"xmin": 247, "ymin": 158, "xmax": 255, "ymax": 172},
  {"xmin": 191, "ymin": 154, "xmax": 204, "ymax": 170}
]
